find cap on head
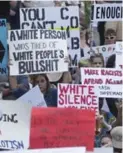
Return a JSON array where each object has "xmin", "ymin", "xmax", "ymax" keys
[{"xmin": 111, "ymin": 126, "xmax": 123, "ymax": 149}]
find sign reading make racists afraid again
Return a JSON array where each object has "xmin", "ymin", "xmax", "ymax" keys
[
  {"xmin": 20, "ymin": 6, "xmax": 80, "ymax": 67},
  {"xmin": 93, "ymin": 4, "xmax": 123, "ymax": 21},
  {"xmin": 8, "ymin": 29, "xmax": 68, "ymax": 76}
]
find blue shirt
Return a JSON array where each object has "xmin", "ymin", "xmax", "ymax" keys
[{"xmin": 44, "ymin": 88, "xmax": 57, "ymax": 107}]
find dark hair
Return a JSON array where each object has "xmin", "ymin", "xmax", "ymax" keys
[
  {"xmin": 106, "ymin": 54, "xmax": 116, "ymax": 68},
  {"xmin": 30, "ymin": 74, "xmax": 50, "ymax": 92},
  {"xmin": 105, "ymin": 29, "xmax": 116, "ymax": 36},
  {"xmin": 90, "ymin": 53, "xmax": 104, "ymax": 67}
]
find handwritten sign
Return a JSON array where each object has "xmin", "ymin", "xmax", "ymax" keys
[
  {"xmin": 17, "ymin": 85, "xmax": 47, "ymax": 107},
  {"xmin": 20, "ymin": 7, "xmax": 80, "ymax": 67},
  {"xmin": 0, "ymin": 19, "xmax": 8, "ymax": 76},
  {"xmin": 116, "ymin": 41, "xmax": 123, "ymax": 69},
  {"xmin": 0, "ymin": 100, "xmax": 32, "ymax": 150},
  {"xmin": 81, "ymin": 68, "xmax": 123, "ymax": 98},
  {"xmin": 83, "ymin": 44, "xmax": 115, "ymax": 65},
  {"xmin": 92, "ymin": 4, "xmax": 123, "ymax": 21},
  {"xmin": 58, "ymin": 84, "xmax": 98, "ymax": 115},
  {"xmin": 30, "ymin": 108, "xmax": 95, "ymax": 151},
  {"xmin": 8, "ymin": 29, "xmax": 68, "ymax": 75}
]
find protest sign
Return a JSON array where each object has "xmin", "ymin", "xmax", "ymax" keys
[
  {"xmin": 20, "ymin": 7, "xmax": 80, "ymax": 67},
  {"xmin": 58, "ymin": 84, "xmax": 98, "ymax": 115},
  {"xmin": 30, "ymin": 107, "xmax": 95, "ymax": 151},
  {"xmin": 116, "ymin": 41, "xmax": 123, "ymax": 70},
  {"xmin": 0, "ymin": 147, "xmax": 86, "ymax": 153},
  {"xmin": 0, "ymin": 19, "xmax": 8, "ymax": 75},
  {"xmin": 17, "ymin": 85, "xmax": 47, "ymax": 107},
  {"xmin": 83, "ymin": 44, "xmax": 115, "ymax": 65},
  {"xmin": 92, "ymin": 4, "xmax": 123, "ymax": 21},
  {"xmin": 8, "ymin": 29, "xmax": 68, "ymax": 75},
  {"xmin": 0, "ymin": 100, "xmax": 32, "ymax": 150},
  {"xmin": 81, "ymin": 68, "xmax": 123, "ymax": 98}
]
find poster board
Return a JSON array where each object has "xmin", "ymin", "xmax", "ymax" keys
[
  {"xmin": 0, "ymin": 19, "xmax": 8, "ymax": 75},
  {"xmin": 0, "ymin": 100, "xmax": 32, "ymax": 150},
  {"xmin": 17, "ymin": 86, "xmax": 47, "ymax": 107},
  {"xmin": 116, "ymin": 41, "xmax": 123, "ymax": 69},
  {"xmin": 83, "ymin": 44, "xmax": 115, "ymax": 65},
  {"xmin": 81, "ymin": 68, "xmax": 123, "ymax": 98},
  {"xmin": 0, "ymin": 147, "xmax": 86, "ymax": 153},
  {"xmin": 20, "ymin": 7, "xmax": 80, "ymax": 67},
  {"xmin": 30, "ymin": 107, "xmax": 95, "ymax": 151},
  {"xmin": 92, "ymin": 4, "xmax": 123, "ymax": 21},
  {"xmin": 58, "ymin": 84, "xmax": 98, "ymax": 115},
  {"xmin": 8, "ymin": 29, "xmax": 68, "ymax": 75}
]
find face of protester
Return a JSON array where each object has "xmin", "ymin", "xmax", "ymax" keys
[
  {"xmin": 105, "ymin": 34, "xmax": 116, "ymax": 45},
  {"xmin": 101, "ymin": 137, "xmax": 112, "ymax": 147},
  {"xmin": 35, "ymin": 75, "xmax": 47, "ymax": 93},
  {"xmin": 92, "ymin": 57, "xmax": 104, "ymax": 68}
]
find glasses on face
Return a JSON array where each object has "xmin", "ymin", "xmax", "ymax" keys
[{"xmin": 105, "ymin": 36, "xmax": 116, "ymax": 40}]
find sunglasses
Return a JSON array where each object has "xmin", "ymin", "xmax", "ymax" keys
[{"xmin": 105, "ymin": 36, "xmax": 116, "ymax": 40}]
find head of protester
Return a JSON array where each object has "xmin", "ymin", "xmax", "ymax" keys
[
  {"xmin": 100, "ymin": 134, "xmax": 112, "ymax": 147},
  {"xmin": 105, "ymin": 29, "xmax": 116, "ymax": 45},
  {"xmin": 30, "ymin": 74, "xmax": 57, "ymax": 107},
  {"xmin": 90, "ymin": 53, "xmax": 104, "ymax": 68},
  {"xmin": 111, "ymin": 126, "xmax": 123, "ymax": 153}
]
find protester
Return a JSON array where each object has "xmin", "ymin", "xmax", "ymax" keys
[
  {"xmin": 90, "ymin": 53, "xmax": 104, "ymax": 68},
  {"xmin": 111, "ymin": 126, "xmax": 123, "ymax": 153},
  {"xmin": 30, "ymin": 74, "xmax": 57, "ymax": 107},
  {"xmin": 105, "ymin": 29, "xmax": 117, "ymax": 45},
  {"xmin": 100, "ymin": 135, "xmax": 112, "ymax": 147},
  {"xmin": 105, "ymin": 21, "xmax": 123, "ymax": 42},
  {"xmin": 0, "ymin": 0, "xmax": 122, "ymax": 151}
]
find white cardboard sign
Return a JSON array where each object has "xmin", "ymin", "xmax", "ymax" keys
[
  {"xmin": 20, "ymin": 7, "xmax": 80, "ymax": 67},
  {"xmin": 58, "ymin": 83, "xmax": 98, "ymax": 115},
  {"xmin": 83, "ymin": 44, "xmax": 115, "ymax": 65},
  {"xmin": 0, "ymin": 147, "xmax": 86, "ymax": 153},
  {"xmin": 17, "ymin": 85, "xmax": 47, "ymax": 107},
  {"xmin": 8, "ymin": 29, "xmax": 68, "ymax": 75},
  {"xmin": 81, "ymin": 68, "xmax": 123, "ymax": 98},
  {"xmin": 0, "ymin": 100, "xmax": 32, "ymax": 150},
  {"xmin": 93, "ymin": 4, "xmax": 123, "ymax": 21}
]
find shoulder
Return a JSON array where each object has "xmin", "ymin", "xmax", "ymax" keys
[{"xmin": 49, "ymin": 88, "xmax": 57, "ymax": 94}]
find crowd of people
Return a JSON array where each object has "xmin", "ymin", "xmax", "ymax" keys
[{"xmin": 0, "ymin": 1, "xmax": 122, "ymax": 153}]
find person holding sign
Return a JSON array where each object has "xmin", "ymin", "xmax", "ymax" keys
[{"xmin": 30, "ymin": 74, "xmax": 57, "ymax": 107}]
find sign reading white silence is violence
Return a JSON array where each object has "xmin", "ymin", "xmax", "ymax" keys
[
  {"xmin": 0, "ymin": 100, "xmax": 32, "ymax": 150},
  {"xmin": 8, "ymin": 29, "xmax": 68, "ymax": 76},
  {"xmin": 81, "ymin": 68, "xmax": 123, "ymax": 98},
  {"xmin": 58, "ymin": 83, "xmax": 98, "ymax": 115},
  {"xmin": 93, "ymin": 4, "xmax": 123, "ymax": 21},
  {"xmin": 20, "ymin": 6, "xmax": 80, "ymax": 67},
  {"xmin": 116, "ymin": 41, "xmax": 123, "ymax": 70}
]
